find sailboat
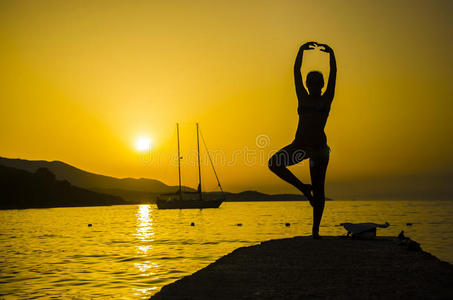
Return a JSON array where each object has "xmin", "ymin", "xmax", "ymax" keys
[{"xmin": 156, "ymin": 123, "xmax": 225, "ymax": 209}]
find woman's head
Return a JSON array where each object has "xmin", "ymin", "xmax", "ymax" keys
[{"xmin": 306, "ymin": 71, "xmax": 324, "ymax": 95}]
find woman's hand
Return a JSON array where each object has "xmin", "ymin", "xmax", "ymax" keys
[
  {"xmin": 300, "ymin": 41, "xmax": 317, "ymax": 50},
  {"xmin": 318, "ymin": 43, "xmax": 333, "ymax": 54}
]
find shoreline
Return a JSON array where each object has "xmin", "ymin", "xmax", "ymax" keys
[{"xmin": 150, "ymin": 236, "xmax": 453, "ymax": 299}]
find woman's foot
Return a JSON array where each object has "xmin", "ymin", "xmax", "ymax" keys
[
  {"xmin": 311, "ymin": 232, "xmax": 322, "ymax": 239},
  {"xmin": 311, "ymin": 231, "xmax": 322, "ymax": 240},
  {"xmin": 299, "ymin": 184, "xmax": 314, "ymax": 206}
]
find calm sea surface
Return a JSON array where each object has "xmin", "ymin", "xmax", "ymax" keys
[{"xmin": 1, "ymin": 200, "xmax": 452, "ymax": 299}]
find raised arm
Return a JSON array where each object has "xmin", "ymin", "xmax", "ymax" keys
[
  {"xmin": 294, "ymin": 42, "xmax": 316, "ymax": 100},
  {"xmin": 319, "ymin": 44, "xmax": 337, "ymax": 100}
]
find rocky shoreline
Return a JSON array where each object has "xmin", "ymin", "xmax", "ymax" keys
[{"xmin": 150, "ymin": 236, "xmax": 453, "ymax": 300}]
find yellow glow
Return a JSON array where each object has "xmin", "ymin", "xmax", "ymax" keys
[
  {"xmin": 0, "ymin": 0, "xmax": 451, "ymax": 195},
  {"xmin": 135, "ymin": 137, "xmax": 152, "ymax": 152}
]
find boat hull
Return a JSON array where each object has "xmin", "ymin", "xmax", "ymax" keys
[{"xmin": 156, "ymin": 198, "xmax": 223, "ymax": 209}]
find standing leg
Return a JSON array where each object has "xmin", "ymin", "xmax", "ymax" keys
[
  {"xmin": 268, "ymin": 143, "xmax": 313, "ymax": 201},
  {"xmin": 309, "ymin": 147, "xmax": 330, "ymax": 238}
]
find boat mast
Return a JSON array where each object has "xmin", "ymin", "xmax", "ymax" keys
[
  {"xmin": 196, "ymin": 123, "xmax": 202, "ymax": 200},
  {"xmin": 200, "ymin": 130, "xmax": 224, "ymax": 194},
  {"xmin": 177, "ymin": 123, "xmax": 182, "ymax": 201}
]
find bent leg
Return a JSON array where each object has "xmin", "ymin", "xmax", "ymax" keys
[
  {"xmin": 268, "ymin": 143, "xmax": 312, "ymax": 200},
  {"xmin": 309, "ymin": 147, "xmax": 330, "ymax": 237}
]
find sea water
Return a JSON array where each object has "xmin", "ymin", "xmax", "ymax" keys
[{"xmin": 1, "ymin": 200, "xmax": 452, "ymax": 299}]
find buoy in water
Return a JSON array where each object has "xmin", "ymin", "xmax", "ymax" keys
[
  {"xmin": 88, "ymin": 224, "xmax": 92, "ymax": 227},
  {"xmin": 190, "ymin": 222, "xmax": 195, "ymax": 226},
  {"xmin": 285, "ymin": 223, "xmax": 290, "ymax": 227}
]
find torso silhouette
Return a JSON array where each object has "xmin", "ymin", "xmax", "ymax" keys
[{"xmin": 295, "ymin": 93, "xmax": 332, "ymax": 149}]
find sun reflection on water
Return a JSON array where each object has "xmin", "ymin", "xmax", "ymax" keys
[
  {"xmin": 135, "ymin": 205, "xmax": 154, "ymax": 244},
  {"xmin": 134, "ymin": 261, "xmax": 157, "ymax": 276},
  {"xmin": 133, "ymin": 205, "xmax": 158, "ymax": 296}
]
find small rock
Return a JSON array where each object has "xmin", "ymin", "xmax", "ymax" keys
[
  {"xmin": 190, "ymin": 222, "xmax": 195, "ymax": 226},
  {"xmin": 236, "ymin": 223, "xmax": 242, "ymax": 226},
  {"xmin": 406, "ymin": 223, "xmax": 413, "ymax": 226},
  {"xmin": 285, "ymin": 223, "xmax": 290, "ymax": 227},
  {"xmin": 88, "ymin": 224, "xmax": 92, "ymax": 227}
]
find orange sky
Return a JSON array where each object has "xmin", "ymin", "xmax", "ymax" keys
[{"xmin": 1, "ymin": 0, "xmax": 452, "ymax": 194}]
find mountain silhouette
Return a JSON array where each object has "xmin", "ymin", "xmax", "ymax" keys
[
  {"xmin": 0, "ymin": 157, "xmax": 313, "ymax": 204},
  {"xmin": 0, "ymin": 157, "xmax": 195, "ymax": 203},
  {"xmin": 0, "ymin": 165, "xmax": 127, "ymax": 209}
]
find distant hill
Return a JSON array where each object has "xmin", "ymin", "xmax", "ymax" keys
[
  {"xmin": 0, "ymin": 156, "xmax": 310, "ymax": 203},
  {"xmin": 224, "ymin": 190, "xmax": 307, "ymax": 202},
  {"xmin": 0, "ymin": 165, "xmax": 127, "ymax": 209},
  {"xmin": 0, "ymin": 157, "xmax": 195, "ymax": 202},
  {"xmin": 203, "ymin": 190, "xmax": 317, "ymax": 202}
]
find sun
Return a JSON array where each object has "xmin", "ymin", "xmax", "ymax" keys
[{"xmin": 135, "ymin": 137, "xmax": 152, "ymax": 152}]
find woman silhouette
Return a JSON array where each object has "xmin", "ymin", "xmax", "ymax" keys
[{"xmin": 268, "ymin": 41, "xmax": 336, "ymax": 239}]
